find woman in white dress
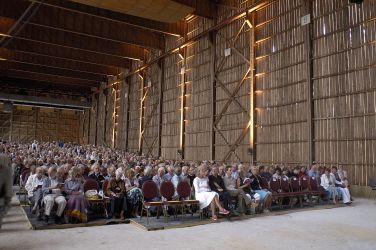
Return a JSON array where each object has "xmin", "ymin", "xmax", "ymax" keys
[{"xmin": 193, "ymin": 164, "xmax": 229, "ymax": 221}]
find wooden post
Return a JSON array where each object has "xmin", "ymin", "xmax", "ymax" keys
[
  {"xmin": 248, "ymin": 11, "xmax": 256, "ymax": 166},
  {"xmin": 157, "ymin": 59, "xmax": 164, "ymax": 158},
  {"xmin": 94, "ymin": 92, "xmax": 100, "ymax": 145},
  {"xmin": 9, "ymin": 109, "xmax": 13, "ymax": 142},
  {"xmin": 124, "ymin": 78, "xmax": 130, "ymax": 151},
  {"xmin": 209, "ymin": 30, "xmax": 216, "ymax": 161},
  {"xmin": 303, "ymin": 0, "xmax": 314, "ymax": 166},
  {"xmin": 138, "ymin": 72, "xmax": 145, "ymax": 155}
]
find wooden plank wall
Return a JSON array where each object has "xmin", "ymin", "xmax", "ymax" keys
[
  {"xmin": 141, "ymin": 52, "xmax": 161, "ymax": 157},
  {"xmin": 85, "ymin": 0, "xmax": 376, "ymax": 185},
  {"xmin": 88, "ymin": 93, "xmax": 97, "ymax": 145},
  {"xmin": 0, "ymin": 106, "xmax": 81, "ymax": 143},
  {"xmin": 312, "ymin": 0, "xmax": 376, "ymax": 186},
  {"xmin": 255, "ymin": 0, "xmax": 308, "ymax": 165},
  {"xmin": 184, "ymin": 17, "xmax": 213, "ymax": 161},
  {"xmin": 127, "ymin": 61, "xmax": 143, "ymax": 153}
]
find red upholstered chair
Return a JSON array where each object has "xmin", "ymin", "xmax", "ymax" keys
[
  {"xmin": 84, "ymin": 179, "xmax": 100, "ymax": 192},
  {"xmin": 308, "ymin": 176, "xmax": 325, "ymax": 204},
  {"xmin": 260, "ymin": 177, "xmax": 269, "ymax": 190},
  {"xmin": 140, "ymin": 181, "xmax": 163, "ymax": 224},
  {"xmin": 102, "ymin": 179, "xmax": 110, "ymax": 214},
  {"xmin": 176, "ymin": 181, "xmax": 200, "ymax": 219},
  {"xmin": 300, "ymin": 176, "xmax": 309, "ymax": 191},
  {"xmin": 83, "ymin": 179, "xmax": 107, "ymax": 219},
  {"xmin": 18, "ymin": 169, "xmax": 31, "ymax": 204},
  {"xmin": 290, "ymin": 177, "xmax": 305, "ymax": 207},
  {"xmin": 160, "ymin": 181, "xmax": 182, "ymax": 222}
]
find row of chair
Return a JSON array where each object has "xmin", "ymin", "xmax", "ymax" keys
[
  {"xmin": 140, "ymin": 180, "xmax": 200, "ymax": 224},
  {"xmin": 260, "ymin": 176, "xmax": 325, "ymax": 208}
]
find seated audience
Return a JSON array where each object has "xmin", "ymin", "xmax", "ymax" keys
[
  {"xmin": 25, "ymin": 166, "xmax": 46, "ymax": 215},
  {"xmin": 236, "ymin": 165, "xmax": 260, "ymax": 211},
  {"xmin": 152, "ymin": 166, "xmax": 165, "ymax": 188},
  {"xmin": 331, "ymin": 166, "xmax": 351, "ymax": 205},
  {"xmin": 249, "ymin": 166, "xmax": 272, "ymax": 213},
  {"xmin": 88, "ymin": 163, "xmax": 105, "ymax": 185},
  {"xmin": 223, "ymin": 166, "xmax": 251, "ymax": 215},
  {"xmin": 320, "ymin": 168, "xmax": 338, "ymax": 204},
  {"xmin": 124, "ymin": 169, "xmax": 142, "ymax": 217},
  {"xmin": 106, "ymin": 169, "xmax": 127, "ymax": 220},
  {"xmin": 193, "ymin": 164, "xmax": 229, "ymax": 221},
  {"xmin": 209, "ymin": 166, "xmax": 232, "ymax": 213},
  {"xmin": 65, "ymin": 167, "xmax": 89, "ymax": 223},
  {"xmin": 42, "ymin": 167, "xmax": 66, "ymax": 224}
]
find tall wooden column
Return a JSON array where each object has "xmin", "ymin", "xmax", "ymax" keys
[{"xmin": 303, "ymin": 0, "xmax": 314, "ymax": 166}]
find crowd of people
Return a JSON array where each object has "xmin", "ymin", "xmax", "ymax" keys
[{"xmin": 0, "ymin": 141, "xmax": 352, "ymax": 227}]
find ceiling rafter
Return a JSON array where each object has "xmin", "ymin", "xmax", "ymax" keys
[{"xmin": 1, "ymin": 0, "xmax": 165, "ymax": 50}]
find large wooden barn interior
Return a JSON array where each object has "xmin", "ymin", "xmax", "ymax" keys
[{"xmin": 0, "ymin": 0, "xmax": 375, "ymax": 188}]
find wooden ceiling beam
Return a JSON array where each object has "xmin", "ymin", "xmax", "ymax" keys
[
  {"xmin": 0, "ymin": 48, "xmax": 119, "ymax": 76},
  {"xmin": 8, "ymin": 20, "xmax": 148, "ymax": 61},
  {"xmin": 172, "ymin": 0, "xmax": 215, "ymax": 19},
  {"xmin": 29, "ymin": 0, "xmax": 184, "ymax": 36},
  {"xmin": 0, "ymin": 77, "xmax": 91, "ymax": 95},
  {"xmin": 5, "ymin": 37, "xmax": 132, "ymax": 69},
  {"xmin": 1, "ymin": 0, "xmax": 166, "ymax": 50},
  {"xmin": 0, "ymin": 60, "xmax": 105, "ymax": 82},
  {"xmin": 0, "ymin": 69, "xmax": 99, "ymax": 88}
]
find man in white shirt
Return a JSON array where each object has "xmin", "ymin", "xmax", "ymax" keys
[
  {"xmin": 320, "ymin": 168, "xmax": 338, "ymax": 204},
  {"xmin": 25, "ymin": 167, "xmax": 46, "ymax": 214}
]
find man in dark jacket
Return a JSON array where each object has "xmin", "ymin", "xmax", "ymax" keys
[{"xmin": 209, "ymin": 166, "xmax": 233, "ymax": 213}]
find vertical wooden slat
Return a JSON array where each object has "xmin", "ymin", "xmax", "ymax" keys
[
  {"xmin": 303, "ymin": 0, "xmax": 314, "ymax": 166},
  {"xmin": 157, "ymin": 59, "xmax": 164, "ymax": 157},
  {"xmin": 248, "ymin": 11, "xmax": 256, "ymax": 166}
]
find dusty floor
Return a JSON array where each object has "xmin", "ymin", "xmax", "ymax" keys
[{"xmin": 1, "ymin": 197, "xmax": 375, "ymax": 250}]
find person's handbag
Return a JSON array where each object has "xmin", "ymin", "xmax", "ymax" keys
[{"xmin": 85, "ymin": 189, "xmax": 100, "ymax": 200}]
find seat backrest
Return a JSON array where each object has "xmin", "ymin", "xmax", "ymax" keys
[
  {"xmin": 290, "ymin": 177, "xmax": 301, "ymax": 192},
  {"xmin": 102, "ymin": 179, "xmax": 109, "ymax": 193},
  {"xmin": 368, "ymin": 177, "xmax": 376, "ymax": 188},
  {"xmin": 260, "ymin": 177, "xmax": 269, "ymax": 190},
  {"xmin": 270, "ymin": 178, "xmax": 281, "ymax": 192},
  {"xmin": 160, "ymin": 181, "xmax": 175, "ymax": 200},
  {"xmin": 309, "ymin": 176, "xmax": 318, "ymax": 191},
  {"xmin": 300, "ymin": 176, "xmax": 309, "ymax": 190},
  {"xmin": 84, "ymin": 179, "xmax": 100, "ymax": 192},
  {"xmin": 20, "ymin": 169, "xmax": 31, "ymax": 186},
  {"xmin": 141, "ymin": 180, "xmax": 158, "ymax": 200},
  {"xmin": 280, "ymin": 177, "xmax": 290, "ymax": 192},
  {"xmin": 177, "ymin": 180, "xmax": 191, "ymax": 198}
]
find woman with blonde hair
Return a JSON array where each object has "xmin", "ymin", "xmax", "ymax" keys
[{"xmin": 193, "ymin": 164, "xmax": 229, "ymax": 221}]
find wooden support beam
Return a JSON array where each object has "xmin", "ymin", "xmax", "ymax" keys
[
  {"xmin": 0, "ymin": 0, "xmax": 165, "ymax": 50},
  {"xmin": 0, "ymin": 92, "xmax": 91, "ymax": 109},
  {"xmin": 0, "ymin": 48, "xmax": 119, "ymax": 76},
  {"xmin": 28, "ymin": 0, "xmax": 184, "ymax": 36},
  {"xmin": 0, "ymin": 69, "xmax": 98, "ymax": 88},
  {"xmin": 5, "ymin": 20, "xmax": 147, "ymax": 61},
  {"xmin": 6, "ymin": 38, "xmax": 132, "ymax": 68},
  {"xmin": 248, "ymin": 11, "xmax": 256, "ymax": 165},
  {"xmin": 209, "ymin": 30, "xmax": 216, "ymax": 161},
  {"xmin": 124, "ymin": 78, "xmax": 131, "ymax": 151},
  {"xmin": 0, "ymin": 60, "xmax": 105, "ymax": 82},
  {"xmin": 302, "ymin": 0, "xmax": 314, "ymax": 166},
  {"xmin": 0, "ymin": 77, "xmax": 92, "ymax": 95},
  {"xmin": 138, "ymin": 72, "xmax": 145, "ymax": 155},
  {"xmin": 157, "ymin": 59, "xmax": 164, "ymax": 157},
  {"xmin": 172, "ymin": 0, "xmax": 214, "ymax": 19}
]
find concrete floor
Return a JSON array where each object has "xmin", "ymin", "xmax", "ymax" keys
[{"xmin": 1, "ymin": 197, "xmax": 375, "ymax": 250}]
